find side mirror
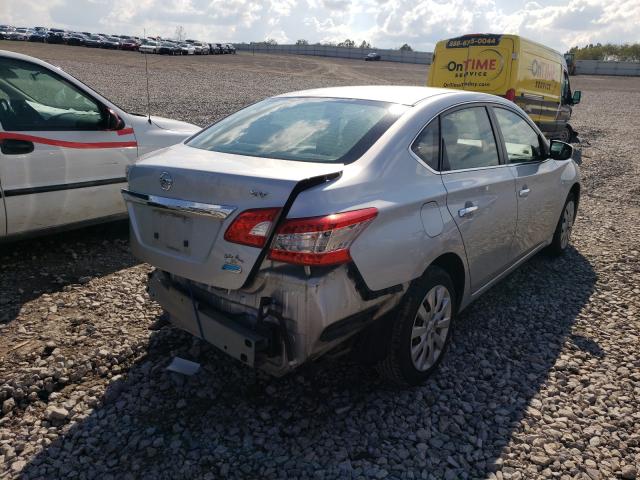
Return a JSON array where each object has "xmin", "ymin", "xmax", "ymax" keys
[
  {"xmin": 106, "ymin": 108, "xmax": 125, "ymax": 130},
  {"xmin": 549, "ymin": 139, "xmax": 573, "ymax": 161},
  {"xmin": 572, "ymin": 90, "xmax": 581, "ymax": 105}
]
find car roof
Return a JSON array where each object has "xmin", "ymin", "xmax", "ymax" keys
[{"xmin": 276, "ymin": 85, "xmax": 504, "ymax": 106}]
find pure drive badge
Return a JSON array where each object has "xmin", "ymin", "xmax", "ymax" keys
[
  {"xmin": 222, "ymin": 263, "xmax": 242, "ymax": 274},
  {"xmin": 222, "ymin": 254, "xmax": 243, "ymax": 273}
]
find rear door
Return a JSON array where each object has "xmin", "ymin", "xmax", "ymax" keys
[
  {"xmin": 439, "ymin": 105, "xmax": 517, "ymax": 293},
  {"xmin": 0, "ymin": 55, "xmax": 137, "ymax": 235}
]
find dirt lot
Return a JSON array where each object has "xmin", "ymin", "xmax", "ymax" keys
[{"xmin": 1, "ymin": 42, "xmax": 639, "ymax": 480}]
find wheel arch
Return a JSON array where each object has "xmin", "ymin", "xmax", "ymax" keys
[
  {"xmin": 428, "ymin": 252, "xmax": 466, "ymax": 312},
  {"xmin": 569, "ymin": 182, "xmax": 581, "ymax": 215}
]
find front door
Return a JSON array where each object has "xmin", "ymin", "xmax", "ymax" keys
[
  {"xmin": 0, "ymin": 56, "xmax": 137, "ymax": 236},
  {"xmin": 491, "ymin": 106, "xmax": 565, "ymax": 256},
  {"xmin": 439, "ymin": 106, "xmax": 517, "ymax": 293}
]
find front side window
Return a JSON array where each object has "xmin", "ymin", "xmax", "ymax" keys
[
  {"xmin": 187, "ymin": 97, "xmax": 409, "ymax": 163},
  {"xmin": 411, "ymin": 119, "xmax": 439, "ymax": 170},
  {"xmin": 0, "ymin": 58, "xmax": 105, "ymax": 131},
  {"xmin": 441, "ymin": 107, "xmax": 500, "ymax": 171},
  {"xmin": 493, "ymin": 108, "xmax": 544, "ymax": 163}
]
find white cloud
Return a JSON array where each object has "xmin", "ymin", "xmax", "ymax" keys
[{"xmin": 1, "ymin": 0, "xmax": 639, "ymax": 51}]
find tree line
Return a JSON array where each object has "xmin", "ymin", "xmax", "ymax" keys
[{"xmin": 567, "ymin": 43, "xmax": 640, "ymax": 62}]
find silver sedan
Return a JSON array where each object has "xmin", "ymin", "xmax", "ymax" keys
[{"xmin": 123, "ymin": 86, "xmax": 580, "ymax": 385}]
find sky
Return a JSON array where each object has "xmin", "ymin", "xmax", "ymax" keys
[{"xmin": 2, "ymin": 0, "xmax": 639, "ymax": 52}]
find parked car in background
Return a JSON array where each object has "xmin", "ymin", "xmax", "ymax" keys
[
  {"xmin": 28, "ymin": 31, "xmax": 47, "ymax": 43},
  {"xmin": 100, "ymin": 36, "xmax": 120, "ymax": 49},
  {"xmin": 365, "ymin": 52, "xmax": 381, "ymax": 61},
  {"xmin": 84, "ymin": 34, "xmax": 103, "ymax": 48},
  {"xmin": 65, "ymin": 33, "xmax": 87, "ymax": 46},
  {"xmin": 210, "ymin": 43, "xmax": 223, "ymax": 54},
  {"xmin": 192, "ymin": 42, "xmax": 209, "ymax": 54},
  {"xmin": 222, "ymin": 43, "xmax": 236, "ymax": 54},
  {"xmin": 0, "ymin": 26, "xmax": 16, "ymax": 40},
  {"xmin": 139, "ymin": 41, "xmax": 159, "ymax": 54},
  {"xmin": 0, "ymin": 50, "xmax": 200, "ymax": 240},
  {"xmin": 158, "ymin": 42, "xmax": 179, "ymax": 55},
  {"xmin": 66, "ymin": 32, "xmax": 87, "ymax": 47},
  {"xmin": 123, "ymin": 85, "xmax": 580, "ymax": 385},
  {"xmin": 120, "ymin": 38, "xmax": 139, "ymax": 51},
  {"xmin": 33, "ymin": 27, "xmax": 48, "ymax": 34},
  {"xmin": 180, "ymin": 43, "xmax": 196, "ymax": 55},
  {"xmin": 7, "ymin": 28, "xmax": 29, "ymax": 41},
  {"xmin": 46, "ymin": 28, "xmax": 66, "ymax": 44}
]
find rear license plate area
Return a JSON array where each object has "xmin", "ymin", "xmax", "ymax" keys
[{"xmin": 151, "ymin": 210, "xmax": 193, "ymax": 254}]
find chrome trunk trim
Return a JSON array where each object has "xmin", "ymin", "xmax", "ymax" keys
[{"xmin": 121, "ymin": 189, "xmax": 236, "ymax": 219}]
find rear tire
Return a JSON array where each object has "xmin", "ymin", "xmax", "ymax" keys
[
  {"xmin": 377, "ymin": 266, "xmax": 456, "ymax": 386},
  {"xmin": 547, "ymin": 193, "xmax": 576, "ymax": 256}
]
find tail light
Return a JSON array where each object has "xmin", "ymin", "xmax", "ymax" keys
[
  {"xmin": 268, "ymin": 208, "xmax": 378, "ymax": 266},
  {"xmin": 505, "ymin": 88, "xmax": 516, "ymax": 101},
  {"xmin": 224, "ymin": 208, "xmax": 280, "ymax": 248}
]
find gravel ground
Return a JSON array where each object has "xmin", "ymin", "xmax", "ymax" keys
[{"xmin": 1, "ymin": 42, "xmax": 639, "ymax": 480}]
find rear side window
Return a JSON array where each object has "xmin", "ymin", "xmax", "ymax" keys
[
  {"xmin": 493, "ymin": 108, "xmax": 544, "ymax": 163},
  {"xmin": 441, "ymin": 107, "xmax": 500, "ymax": 171},
  {"xmin": 411, "ymin": 120, "xmax": 439, "ymax": 170},
  {"xmin": 187, "ymin": 97, "xmax": 409, "ymax": 164}
]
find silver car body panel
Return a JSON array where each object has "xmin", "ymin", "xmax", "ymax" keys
[
  {"xmin": 126, "ymin": 143, "xmax": 343, "ymax": 290},
  {"xmin": 126, "ymin": 86, "xmax": 581, "ymax": 373}
]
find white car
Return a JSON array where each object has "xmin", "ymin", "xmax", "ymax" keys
[
  {"xmin": 193, "ymin": 42, "xmax": 209, "ymax": 55},
  {"xmin": 0, "ymin": 50, "xmax": 199, "ymax": 240},
  {"xmin": 139, "ymin": 41, "xmax": 159, "ymax": 54},
  {"xmin": 180, "ymin": 43, "xmax": 195, "ymax": 55}
]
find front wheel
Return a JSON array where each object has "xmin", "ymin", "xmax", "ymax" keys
[
  {"xmin": 377, "ymin": 266, "xmax": 456, "ymax": 386},
  {"xmin": 558, "ymin": 126, "xmax": 572, "ymax": 143},
  {"xmin": 547, "ymin": 194, "xmax": 576, "ymax": 256}
]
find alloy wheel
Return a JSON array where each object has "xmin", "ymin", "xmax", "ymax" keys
[
  {"xmin": 561, "ymin": 200, "xmax": 575, "ymax": 249},
  {"xmin": 410, "ymin": 285, "xmax": 452, "ymax": 371}
]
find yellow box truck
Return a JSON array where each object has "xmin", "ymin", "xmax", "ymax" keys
[{"xmin": 427, "ymin": 33, "xmax": 582, "ymax": 142}]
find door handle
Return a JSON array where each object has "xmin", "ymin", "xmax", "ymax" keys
[
  {"xmin": 458, "ymin": 202, "xmax": 479, "ymax": 218},
  {"xmin": 1, "ymin": 139, "xmax": 34, "ymax": 155},
  {"xmin": 519, "ymin": 186, "xmax": 531, "ymax": 198}
]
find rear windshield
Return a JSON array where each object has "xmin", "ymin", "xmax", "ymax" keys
[{"xmin": 186, "ymin": 97, "xmax": 408, "ymax": 163}]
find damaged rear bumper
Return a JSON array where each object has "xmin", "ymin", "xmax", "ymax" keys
[{"xmin": 148, "ymin": 265, "xmax": 404, "ymax": 375}]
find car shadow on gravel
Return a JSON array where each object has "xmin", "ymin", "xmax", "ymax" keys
[
  {"xmin": 19, "ymin": 246, "xmax": 597, "ymax": 479},
  {"xmin": 0, "ymin": 220, "xmax": 136, "ymax": 324}
]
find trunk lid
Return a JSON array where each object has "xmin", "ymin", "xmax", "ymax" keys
[{"xmin": 125, "ymin": 143, "xmax": 342, "ymax": 290}]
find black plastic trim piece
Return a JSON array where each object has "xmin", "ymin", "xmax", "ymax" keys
[
  {"xmin": 347, "ymin": 262, "xmax": 403, "ymax": 301},
  {"xmin": 318, "ymin": 306, "xmax": 379, "ymax": 342},
  {"xmin": 241, "ymin": 171, "xmax": 342, "ymax": 288},
  {"xmin": 3, "ymin": 177, "xmax": 127, "ymax": 197}
]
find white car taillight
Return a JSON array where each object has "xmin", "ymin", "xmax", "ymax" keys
[{"xmin": 268, "ymin": 208, "xmax": 378, "ymax": 266}]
